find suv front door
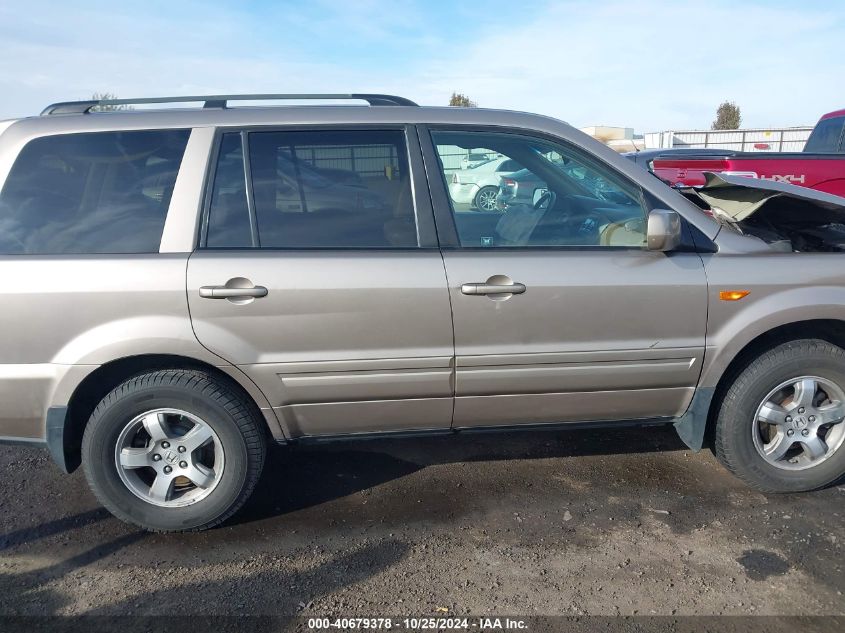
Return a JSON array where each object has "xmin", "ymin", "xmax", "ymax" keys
[
  {"xmin": 422, "ymin": 127, "xmax": 708, "ymax": 428},
  {"xmin": 187, "ymin": 127, "xmax": 454, "ymax": 438}
]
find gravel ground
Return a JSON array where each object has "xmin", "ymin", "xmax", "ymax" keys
[{"xmin": 0, "ymin": 424, "xmax": 843, "ymax": 620}]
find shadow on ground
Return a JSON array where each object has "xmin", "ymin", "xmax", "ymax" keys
[{"xmin": 235, "ymin": 423, "xmax": 688, "ymax": 525}]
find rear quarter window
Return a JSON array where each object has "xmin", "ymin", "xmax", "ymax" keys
[{"xmin": 0, "ymin": 129, "xmax": 190, "ymax": 254}]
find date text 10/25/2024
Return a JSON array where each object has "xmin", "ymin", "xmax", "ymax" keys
[{"xmin": 307, "ymin": 617, "xmax": 528, "ymax": 630}]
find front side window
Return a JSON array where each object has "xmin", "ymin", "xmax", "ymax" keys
[
  {"xmin": 432, "ymin": 131, "xmax": 647, "ymax": 248},
  {"xmin": 0, "ymin": 129, "xmax": 190, "ymax": 254},
  {"xmin": 205, "ymin": 129, "xmax": 417, "ymax": 248}
]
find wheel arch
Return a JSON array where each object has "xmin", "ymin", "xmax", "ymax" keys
[
  {"xmin": 54, "ymin": 353, "xmax": 282, "ymax": 474},
  {"xmin": 677, "ymin": 319, "xmax": 845, "ymax": 451},
  {"xmin": 713, "ymin": 318, "xmax": 845, "ymax": 391}
]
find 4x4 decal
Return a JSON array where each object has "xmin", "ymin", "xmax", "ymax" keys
[{"xmin": 760, "ymin": 174, "xmax": 807, "ymax": 184}]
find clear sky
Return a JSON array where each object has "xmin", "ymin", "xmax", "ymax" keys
[{"xmin": 1, "ymin": 0, "xmax": 842, "ymax": 131}]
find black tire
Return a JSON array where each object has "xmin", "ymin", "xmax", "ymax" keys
[
  {"xmin": 81, "ymin": 369, "xmax": 266, "ymax": 532},
  {"xmin": 713, "ymin": 339, "xmax": 845, "ymax": 493},
  {"xmin": 473, "ymin": 185, "xmax": 499, "ymax": 211}
]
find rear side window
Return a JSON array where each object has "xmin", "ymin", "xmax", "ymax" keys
[
  {"xmin": 205, "ymin": 129, "xmax": 417, "ymax": 248},
  {"xmin": 804, "ymin": 116, "xmax": 844, "ymax": 153},
  {"xmin": 0, "ymin": 129, "xmax": 190, "ymax": 254}
]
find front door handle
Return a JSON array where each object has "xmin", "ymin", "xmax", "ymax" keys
[
  {"xmin": 199, "ymin": 277, "xmax": 267, "ymax": 301},
  {"xmin": 461, "ymin": 280, "xmax": 526, "ymax": 296},
  {"xmin": 199, "ymin": 284, "xmax": 268, "ymax": 299}
]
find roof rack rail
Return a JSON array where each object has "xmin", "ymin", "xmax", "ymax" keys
[{"xmin": 41, "ymin": 93, "xmax": 419, "ymax": 115}]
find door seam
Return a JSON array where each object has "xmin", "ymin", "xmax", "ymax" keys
[{"xmin": 437, "ymin": 249, "xmax": 458, "ymax": 428}]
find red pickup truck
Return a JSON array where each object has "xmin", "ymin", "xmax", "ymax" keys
[{"xmin": 652, "ymin": 109, "xmax": 845, "ymax": 197}]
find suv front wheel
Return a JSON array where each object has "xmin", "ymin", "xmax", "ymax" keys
[
  {"xmin": 714, "ymin": 339, "xmax": 845, "ymax": 492},
  {"xmin": 81, "ymin": 369, "xmax": 266, "ymax": 532}
]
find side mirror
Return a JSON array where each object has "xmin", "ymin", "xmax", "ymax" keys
[{"xmin": 646, "ymin": 209, "xmax": 682, "ymax": 251}]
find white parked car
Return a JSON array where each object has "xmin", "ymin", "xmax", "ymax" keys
[
  {"xmin": 448, "ymin": 156, "xmax": 524, "ymax": 210},
  {"xmin": 459, "ymin": 151, "xmax": 499, "ymax": 169}
]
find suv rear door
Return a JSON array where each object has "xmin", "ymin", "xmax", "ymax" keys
[
  {"xmin": 187, "ymin": 126, "xmax": 454, "ymax": 438},
  {"xmin": 421, "ymin": 126, "xmax": 708, "ymax": 427}
]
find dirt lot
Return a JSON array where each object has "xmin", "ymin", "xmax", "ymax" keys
[{"xmin": 0, "ymin": 424, "xmax": 843, "ymax": 620}]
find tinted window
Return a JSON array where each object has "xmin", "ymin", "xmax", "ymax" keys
[
  {"xmin": 804, "ymin": 116, "xmax": 844, "ymax": 153},
  {"xmin": 206, "ymin": 129, "xmax": 417, "ymax": 249},
  {"xmin": 432, "ymin": 131, "xmax": 646, "ymax": 248},
  {"xmin": 206, "ymin": 133, "xmax": 252, "ymax": 248},
  {"xmin": 0, "ymin": 130, "xmax": 189, "ymax": 254}
]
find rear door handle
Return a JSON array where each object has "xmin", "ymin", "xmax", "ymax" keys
[
  {"xmin": 199, "ymin": 285, "xmax": 268, "ymax": 299},
  {"xmin": 461, "ymin": 282, "xmax": 526, "ymax": 296}
]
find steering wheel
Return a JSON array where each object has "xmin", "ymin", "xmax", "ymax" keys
[
  {"xmin": 533, "ymin": 190, "xmax": 557, "ymax": 210},
  {"xmin": 544, "ymin": 201, "xmax": 615, "ymax": 244},
  {"xmin": 567, "ymin": 208, "xmax": 615, "ymax": 241}
]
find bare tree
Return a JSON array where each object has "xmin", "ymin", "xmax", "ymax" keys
[
  {"xmin": 91, "ymin": 92, "xmax": 132, "ymax": 112},
  {"xmin": 712, "ymin": 101, "xmax": 742, "ymax": 130},
  {"xmin": 449, "ymin": 92, "xmax": 477, "ymax": 107}
]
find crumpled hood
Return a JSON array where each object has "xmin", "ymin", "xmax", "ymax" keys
[{"xmin": 693, "ymin": 172, "xmax": 845, "ymax": 221}]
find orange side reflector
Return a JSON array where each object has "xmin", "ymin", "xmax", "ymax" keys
[{"xmin": 719, "ymin": 290, "xmax": 750, "ymax": 301}]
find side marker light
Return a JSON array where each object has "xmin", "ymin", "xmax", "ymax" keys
[{"xmin": 719, "ymin": 290, "xmax": 750, "ymax": 301}]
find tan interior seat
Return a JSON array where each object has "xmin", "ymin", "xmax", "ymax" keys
[{"xmin": 599, "ymin": 218, "xmax": 646, "ymax": 247}]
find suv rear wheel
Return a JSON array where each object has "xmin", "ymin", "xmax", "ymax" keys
[
  {"xmin": 714, "ymin": 339, "xmax": 845, "ymax": 492},
  {"xmin": 81, "ymin": 369, "xmax": 266, "ymax": 532}
]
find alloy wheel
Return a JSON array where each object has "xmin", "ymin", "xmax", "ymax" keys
[
  {"xmin": 114, "ymin": 408, "xmax": 225, "ymax": 507},
  {"xmin": 475, "ymin": 187, "xmax": 499, "ymax": 211},
  {"xmin": 752, "ymin": 375, "xmax": 845, "ymax": 471}
]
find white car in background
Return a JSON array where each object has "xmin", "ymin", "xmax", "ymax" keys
[
  {"xmin": 459, "ymin": 151, "xmax": 499, "ymax": 169},
  {"xmin": 448, "ymin": 156, "xmax": 524, "ymax": 210}
]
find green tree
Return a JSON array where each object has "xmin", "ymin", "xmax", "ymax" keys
[
  {"xmin": 91, "ymin": 92, "xmax": 132, "ymax": 111},
  {"xmin": 449, "ymin": 92, "xmax": 477, "ymax": 107},
  {"xmin": 711, "ymin": 101, "xmax": 742, "ymax": 130}
]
